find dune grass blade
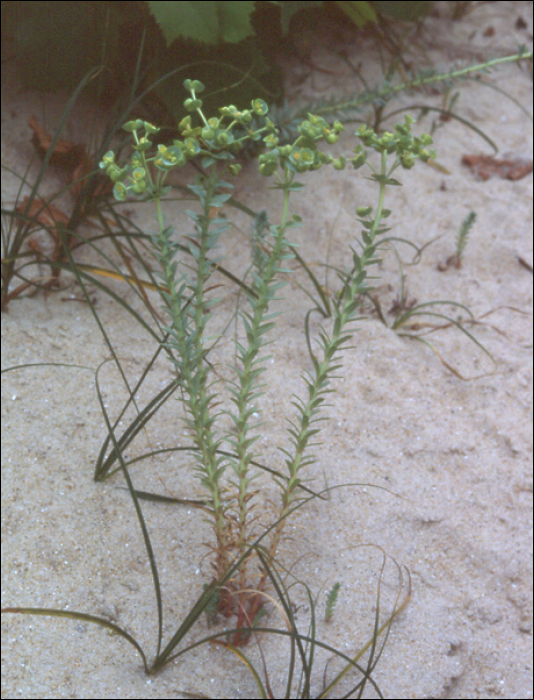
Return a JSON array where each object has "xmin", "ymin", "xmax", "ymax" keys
[
  {"xmin": 1, "ymin": 362, "xmax": 93, "ymax": 375},
  {"xmin": 216, "ymin": 642, "xmax": 269, "ymax": 699},
  {"xmin": 319, "ymin": 563, "xmax": 410, "ymax": 699},
  {"xmin": 1, "ymin": 67, "xmax": 114, "ymax": 309},
  {"xmin": 93, "ymin": 358, "xmax": 165, "ymax": 657},
  {"xmin": 474, "ymin": 77, "xmax": 533, "ymax": 121},
  {"xmin": 94, "ymin": 376, "xmax": 178, "ymax": 481},
  {"xmin": 0, "ymin": 607, "xmax": 149, "ymax": 673},
  {"xmin": 151, "ymin": 483, "xmax": 345, "ymax": 672}
]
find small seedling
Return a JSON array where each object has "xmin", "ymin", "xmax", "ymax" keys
[
  {"xmin": 454, "ymin": 210, "xmax": 477, "ymax": 267},
  {"xmin": 439, "ymin": 210, "xmax": 477, "ymax": 270},
  {"xmin": 325, "ymin": 582, "xmax": 341, "ymax": 623}
]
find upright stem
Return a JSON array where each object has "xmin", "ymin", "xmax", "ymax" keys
[
  {"xmin": 190, "ymin": 166, "xmax": 230, "ymax": 579},
  {"xmin": 155, "ymin": 167, "xmax": 231, "ymax": 583},
  {"xmin": 265, "ymin": 151, "xmax": 389, "ymax": 594},
  {"xmin": 228, "ymin": 174, "xmax": 297, "ymax": 642}
]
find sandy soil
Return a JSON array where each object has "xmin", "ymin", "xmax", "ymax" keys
[{"xmin": 2, "ymin": 2, "xmax": 533, "ymax": 698}]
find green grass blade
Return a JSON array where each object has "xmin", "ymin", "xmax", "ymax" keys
[
  {"xmin": 94, "ymin": 361, "xmax": 178, "ymax": 481},
  {"xmin": 93, "ymin": 359, "xmax": 165, "ymax": 658},
  {"xmin": 396, "ymin": 307, "xmax": 496, "ymax": 363},
  {"xmin": 474, "ymin": 77, "xmax": 533, "ymax": 121},
  {"xmin": 1, "ymin": 607, "xmax": 149, "ymax": 673},
  {"xmin": 216, "ymin": 642, "xmax": 268, "ymax": 699}
]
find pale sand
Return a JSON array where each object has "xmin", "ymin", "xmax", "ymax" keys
[{"xmin": 2, "ymin": 3, "xmax": 532, "ymax": 698}]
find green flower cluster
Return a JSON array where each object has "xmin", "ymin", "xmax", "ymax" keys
[
  {"xmin": 99, "ymin": 80, "xmax": 435, "ymax": 205},
  {"xmin": 258, "ymin": 113, "xmax": 365, "ymax": 177},
  {"xmin": 179, "ymin": 80, "xmax": 272, "ymax": 155},
  {"xmin": 356, "ymin": 115, "xmax": 436, "ymax": 168},
  {"xmin": 99, "ymin": 79, "xmax": 276, "ymax": 201}
]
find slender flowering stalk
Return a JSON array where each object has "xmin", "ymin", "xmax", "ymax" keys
[
  {"xmin": 268, "ymin": 115, "xmax": 435, "ymax": 527},
  {"xmin": 226, "ymin": 213, "xmax": 292, "ymax": 619},
  {"xmin": 241, "ymin": 116, "xmax": 436, "ymax": 631},
  {"xmin": 99, "ymin": 82, "xmax": 279, "ymax": 605}
]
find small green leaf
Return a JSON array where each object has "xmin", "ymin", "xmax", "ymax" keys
[
  {"xmin": 185, "ymin": 98, "xmax": 203, "ymax": 112},
  {"xmin": 113, "ymin": 182, "xmax": 127, "ymax": 201},
  {"xmin": 368, "ymin": 173, "xmax": 387, "ymax": 183},
  {"xmin": 123, "ymin": 119, "xmax": 144, "ymax": 132},
  {"xmin": 183, "ymin": 78, "xmax": 205, "ymax": 93},
  {"xmin": 251, "ymin": 98, "xmax": 268, "ymax": 116},
  {"xmin": 135, "ymin": 140, "xmax": 152, "ymax": 152},
  {"xmin": 143, "ymin": 121, "xmax": 160, "ymax": 135}
]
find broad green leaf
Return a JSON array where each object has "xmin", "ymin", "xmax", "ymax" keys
[
  {"xmin": 147, "ymin": 0, "xmax": 256, "ymax": 45},
  {"xmin": 334, "ymin": 1, "xmax": 377, "ymax": 27}
]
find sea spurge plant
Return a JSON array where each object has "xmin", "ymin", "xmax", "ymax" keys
[{"xmin": 99, "ymin": 79, "xmax": 435, "ymax": 643}]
